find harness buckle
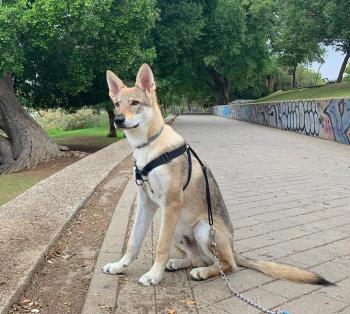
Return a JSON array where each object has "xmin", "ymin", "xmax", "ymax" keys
[
  {"xmin": 161, "ymin": 152, "xmax": 171, "ymax": 163},
  {"xmin": 135, "ymin": 167, "xmax": 145, "ymax": 186}
]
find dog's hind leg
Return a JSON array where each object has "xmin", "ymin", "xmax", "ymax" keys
[
  {"xmin": 166, "ymin": 235, "xmax": 208, "ymax": 271},
  {"xmin": 190, "ymin": 219, "xmax": 237, "ymax": 281}
]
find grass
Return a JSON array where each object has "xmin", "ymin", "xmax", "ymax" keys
[
  {"xmin": 0, "ymin": 126, "xmax": 124, "ymax": 207},
  {"xmin": 255, "ymin": 82, "xmax": 350, "ymax": 103},
  {"xmin": 0, "ymin": 174, "xmax": 42, "ymax": 206},
  {"xmin": 48, "ymin": 126, "xmax": 124, "ymax": 139},
  {"xmin": 48, "ymin": 126, "xmax": 125, "ymax": 153}
]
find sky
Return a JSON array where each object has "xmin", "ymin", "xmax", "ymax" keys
[{"xmin": 310, "ymin": 46, "xmax": 345, "ymax": 81}]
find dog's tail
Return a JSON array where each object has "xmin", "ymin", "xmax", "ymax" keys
[{"xmin": 234, "ymin": 252, "xmax": 333, "ymax": 285}]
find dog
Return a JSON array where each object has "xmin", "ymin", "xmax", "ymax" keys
[{"xmin": 103, "ymin": 64, "xmax": 332, "ymax": 287}]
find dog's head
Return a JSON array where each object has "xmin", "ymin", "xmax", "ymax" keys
[{"xmin": 106, "ymin": 64, "xmax": 157, "ymax": 129}]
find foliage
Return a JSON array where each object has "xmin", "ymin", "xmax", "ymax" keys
[
  {"xmin": 154, "ymin": 0, "xmax": 276, "ymax": 104},
  {"xmin": 344, "ymin": 63, "xmax": 350, "ymax": 82},
  {"xmin": 273, "ymin": 0, "xmax": 324, "ymax": 72},
  {"xmin": 34, "ymin": 108, "xmax": 108, "ymax": 131},
  {"xmin": 1, "ymin": 0, "xmax": 157, "ymax": 109},
  {"xmin": 295, "ymin": 66, "xmax": 324, "ymax": 87},
  {"xmin": 0, "ymin": 0, "xmax": 26, "ymax": 75},
  {"xmin": 277, "ymin": 0, "xmax": 350, "ymax": 82},
  {"xmin": 1, "ymin": 0, "xmax": 349, "ymax": 109},
  {"xmin": 152, "ymin": 0, "xmax": 207, "ymax": 104}
]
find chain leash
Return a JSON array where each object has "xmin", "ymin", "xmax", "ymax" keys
[
  {"xmin": 185, "ymin": 149, "xmax": 289, "ymax": 313},
  {"xmin": 209, "ymin": 227, "xmax": 289, "ymax": 314}
]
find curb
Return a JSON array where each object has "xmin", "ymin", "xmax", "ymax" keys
[
  {"xmin": 81, "ymin": 179, "xmax": 135, "ymax": 314},
  {"xmin": 0, "ymin": 140, "xmax": 131, "ymax": 313}
]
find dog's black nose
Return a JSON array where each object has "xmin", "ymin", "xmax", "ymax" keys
[{"xmin": 115, "ymin": 114, "xmax": 125, "ymax": 125}]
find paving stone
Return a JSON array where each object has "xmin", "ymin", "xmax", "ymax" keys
[
  {"xmin": 84, "ymin": 115, "xmax": 350, "ymax": 313},
  {"xmin": 213, "ymin": 288, "xmax": 288, "ymax": 314}
]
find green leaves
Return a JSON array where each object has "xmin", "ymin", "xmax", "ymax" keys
[{"xmin": 1, "ymin": 0, "xmax": 157, "ymax": 109}]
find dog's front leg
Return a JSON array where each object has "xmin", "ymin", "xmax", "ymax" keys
[
  {"xmin": 103, "ymin": 190, "xmax": 157, "ymax": 275},
  {"xmin": 138, "ymin": 202, "xmax": 181, "ymax": 286}
]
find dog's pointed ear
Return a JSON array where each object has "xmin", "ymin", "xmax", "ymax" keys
[
  {"xmin": 106, "ymin": 70, "xmax": 126, "ymax": 99},
  {"xmin": 135, "ymin": 64, "xmax": 156, "ymax": 93}
]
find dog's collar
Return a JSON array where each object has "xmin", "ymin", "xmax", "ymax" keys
[{"xmin": 135, "ymin": 125, "xmax": 164, "ymax": 149}]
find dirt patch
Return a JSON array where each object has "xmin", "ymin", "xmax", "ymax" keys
[
  {"xmin": 9, "ymin": 156, "xmax": 132, "ymax": 314},
  {"xmin": 55, "ymin": 137, "xmax": 120, "ymax": 154}
]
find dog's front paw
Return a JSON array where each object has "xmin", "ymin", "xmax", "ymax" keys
[
  {"xmin": 103, "ymin": 262, "xmax": 125, "ymax": 275},
  {"xmin": 138, "ymin": 270, "xmax": 162, "ymax": 286}
]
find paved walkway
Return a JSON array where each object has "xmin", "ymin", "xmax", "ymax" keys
[{"xmin": 92, "ymin": 115, "xmax": 350, "ymax": 314}]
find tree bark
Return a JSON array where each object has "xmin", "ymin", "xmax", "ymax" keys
[
  {"xmin": 292, "ymin": 65, "xmax": 297, "ymax": 88},
  {"xmin": 106, "ymin": 109, "xmax": 116, "ymax": 137},
  {"xmin": 265, "ymin": 75, "xmax": 276, "ymax": 93},
  {"xmin": 0, "ymin": 74, "xmax": 62, "ymax": 174},
  {"xmin": 208, "ymin": 68, "xmax": 231, "ymax": 105},
  {"xmin": 336, "ymin": 48, "xmax": 350, "ymax": 83}
]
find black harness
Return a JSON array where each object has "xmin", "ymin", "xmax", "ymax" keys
[{"xmin": 134, "ymin": 144, "xmax": 214, "ymax": 227}]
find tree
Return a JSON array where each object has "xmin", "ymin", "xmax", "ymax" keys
[
  {"xmin": 344, "ymin": 63, "xmax": 350, "ymax": 83},
  {"xmin": 282, "ymin": 0, "xmax": 350, "ymax": 83},
  {"xmin": 273, "ymin": 0, "xmax": 324, "ymax": 88},
  {"xmin": 0, "ymin": 1, "xmax": 61, "ymax": 174},
  {"xmin": 321, "ymin": 1, "xmax": 350, "ymax": 82},
  {"xmin": 153, "ymin": 0, "xmax": 276, "ymax": 105},
  {"xmin": 152, "ymin": 0, "xmax": 206, "ymax": 105},
  {"xmin": 0, "ymin": 0, "xmax": 157, "ymax": 174}
]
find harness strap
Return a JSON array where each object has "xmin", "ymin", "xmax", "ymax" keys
[
  {"xmin": 183, "ymin": 145, "xmax": 192, "ymax": 190},
  {"xmin": 135, "ymin": 144, "xmax": 188, "ymax": 186},
  {"xmin": 188, "ymin": 147, "xmax": 214, "ymax": 227},
  {"xmin": 134, "ymin": 144, "xmax": 213, "ymax": 228}
]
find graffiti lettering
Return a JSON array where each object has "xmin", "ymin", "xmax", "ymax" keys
[{"xmin": 211, "ymin": 98, "xmax": 350, "ymax": 145}]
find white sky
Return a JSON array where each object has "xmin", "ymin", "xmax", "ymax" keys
[{"xmin": 310, "ymin": 46, "xmax": 345, "ymax": 81}]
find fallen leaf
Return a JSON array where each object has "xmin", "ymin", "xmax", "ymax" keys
[
  {"xmin": 182, "ymin": 299, "xmax": 197, "ymax": 305},
  {"xmin": 166, "ymin": 309, "xmax": 176, "ymax": 314}
]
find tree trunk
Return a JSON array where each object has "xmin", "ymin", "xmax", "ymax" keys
[
  {"xmin": 336, "ymin": 48, "xmax": 350, "ymax": 83},
  {"xmin": 0, "ymin": 74, "xmax": 62, "ymax": 174},
  {"xmin": 208, "ymin": 68, "xmax": 231, "ymax": 105},
  {"xmin": 292, "ymin": 66, "xmax": 297, "ymax": 88},
  {"xmin": 107, "ymin": 109, "xmax": 116, "ymax": 137},
  {"xmin": 265, "ymin": 75, "xmax": 276, "ymax": 93}
]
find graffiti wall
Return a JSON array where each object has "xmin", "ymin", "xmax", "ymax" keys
[{"xmin": 211, "ymin": 98, "xmax": 350, "ymax": 145}]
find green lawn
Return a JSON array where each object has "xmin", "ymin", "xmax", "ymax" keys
[
  {"xmin": 255, "ymin": 83, "xmax": 350, "ymax": 103},
  {"xmin": 0, "ymin": 126, "xmax": 125, "ymax": 206},
  {"xmin": 0, "ymin": 174, "xmax": 41, "ymax": 206},
  {"xmin": 48, "ymin": 126, "xmax": 125, "ymax": 153},
  {"xmin": 48, "ymin": 126, "xmax": 124, "ymax": 139}
]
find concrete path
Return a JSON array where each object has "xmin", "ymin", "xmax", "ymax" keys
[{"xmin": 87, "ymin": 115, "xmax": 350, "ymax": 314}]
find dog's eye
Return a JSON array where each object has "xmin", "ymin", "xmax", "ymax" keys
[
  {"xmin": 114, "ymin": 102, "xmax": 119, "ymax": 107},
  {"xmin": 131, "ymin": 101, "xmax": 140, "ymax": 106}
]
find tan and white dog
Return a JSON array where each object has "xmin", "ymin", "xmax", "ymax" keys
[{"xmin": 103, "ymin": 64, "xmax": 332, "ymax": 287}]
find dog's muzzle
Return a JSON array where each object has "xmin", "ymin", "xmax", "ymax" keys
[{"xmin": 115, "ymin": 114, "xmax": 125, "ymax": 127}]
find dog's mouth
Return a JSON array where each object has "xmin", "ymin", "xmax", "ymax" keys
[{"xmin": 117, "ymin": 123, "xmax": 139, "ymax": 129}]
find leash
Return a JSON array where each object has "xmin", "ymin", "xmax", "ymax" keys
[{"xmin": 190, "ymin": 148, "xmax": 290, "ymax": 314}]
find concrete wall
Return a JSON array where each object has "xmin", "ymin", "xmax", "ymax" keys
[{"xmin": 211, "ymin": 98, "xmax": 350, "ymax": 145}]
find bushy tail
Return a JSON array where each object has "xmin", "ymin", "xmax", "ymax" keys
[{"xmin": 234, "ymin": 253, "xmax": 333, "ymax": 285}]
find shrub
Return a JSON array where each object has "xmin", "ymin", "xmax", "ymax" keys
[{"xmin": 34, "ymin": 108, "xmax": 108, "ymax": 131}]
